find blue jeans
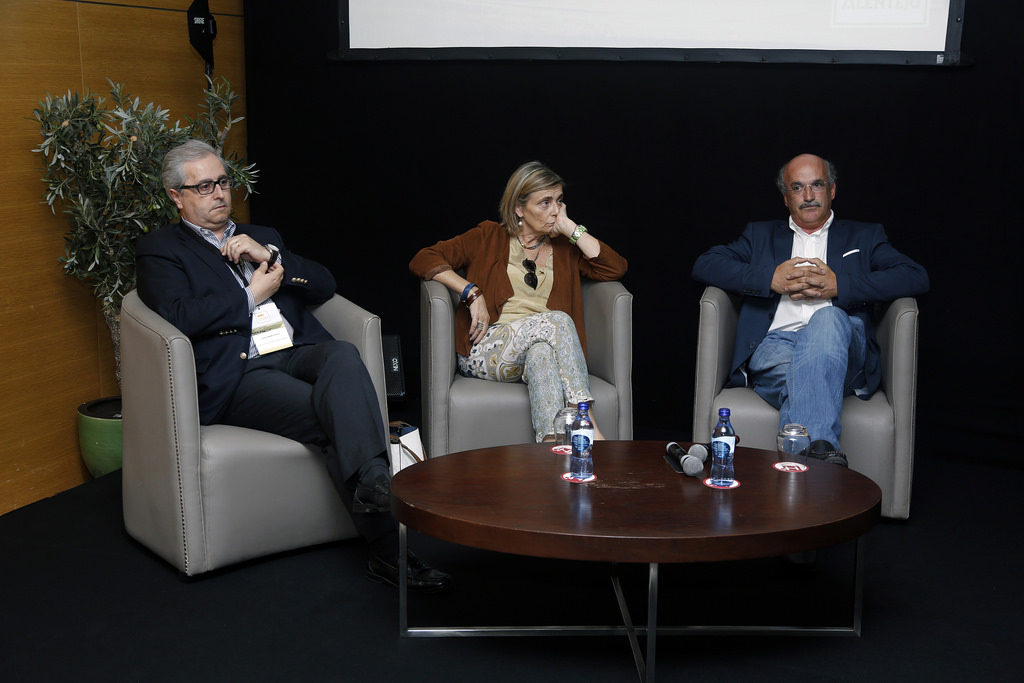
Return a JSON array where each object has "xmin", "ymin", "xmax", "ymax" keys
[{"xmin": 748, "ymin": 307, "xmax": 867, "ymax": 449}]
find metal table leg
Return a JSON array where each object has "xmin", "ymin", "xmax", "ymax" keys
[{"xmin": 399, "ymin": 531, "xmax": 867, "ymax": 680}]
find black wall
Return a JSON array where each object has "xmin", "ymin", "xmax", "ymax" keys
[{"xmin": 243, "ymin": 2, "xmax": 1022, "ymax": 457}]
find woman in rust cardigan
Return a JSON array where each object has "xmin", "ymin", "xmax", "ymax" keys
[{"xmin": 410, "ymin": 161, "xmax": 628, "ymax": 442}]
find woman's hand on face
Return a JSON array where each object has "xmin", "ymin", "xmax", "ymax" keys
[
  {"xmin": 553, "ymin": 204, "xmax": 577, "ymax": 238},
  {"xmin": 468, "ymin": 295, "xmax": 489, "ymax": 345}
]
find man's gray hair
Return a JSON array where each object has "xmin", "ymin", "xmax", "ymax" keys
[{"xmin": 161, "ymin": 139, "xmax": 226, "ymax": 192}]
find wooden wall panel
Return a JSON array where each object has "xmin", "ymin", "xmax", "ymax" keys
[
  {"xmin": 77, "ymin": 1, "xmax": 250, "ymax": 176},
  {"xmin": 0, "ymin": 0, "xmax": 247, "ymax": 512}
]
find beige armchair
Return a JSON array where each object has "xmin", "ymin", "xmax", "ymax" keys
[
  {"xmin": 420, "ymin": 279, "xmax": 633, "ymax": 458},
  {"xmin": 692, "ymin": 285, "xmax": 920, "ymax": 519},
  {"xmin": 119, "ymin": 290, "xmax": 389, "ymax": 577}
]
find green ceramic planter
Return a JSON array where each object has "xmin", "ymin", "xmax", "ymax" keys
[{"xmin": 77, "ymin": 396, "xmax": 123, "ymax": 478}]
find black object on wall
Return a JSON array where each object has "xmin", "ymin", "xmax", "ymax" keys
[
  {"xmin": 243, "ymin": 1, "xmax": 1023, "ymax": 455},
  {"xmin": 382, "ymin": 334, "xmax": 406, "ymax": 402},
  {"xmin": 187, "ymin": 0, "xmax": 217, "ymax": 75}
]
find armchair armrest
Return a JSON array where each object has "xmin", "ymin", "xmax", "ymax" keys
[
  {"xmin": 581, "ymin": 280, "xmax": 633, "ymax": 387},
  {"xmin": 420, "ymin": 279, "xmax": 458, "ymax": 456},
  {"xmin": 692, "ymin": 286, "xmax": 741, "ymax": 442},
  {"xmin": 120, "ymin": 290, "xmax": 203, "ymax": 569},
  {"xmin": 310, "ymin": 293, "xmax": 389, "ymax": 432},
  {"xmin": 874, "ymin": 297, "xmax": 918, "ymax": 405},
  {"xmin": 582, "ymin": 279, "xmax": 633, "ymax": 440},
  {"xmin": 874, "ymin": 296, "xmax": 919, "ymax": 479}
]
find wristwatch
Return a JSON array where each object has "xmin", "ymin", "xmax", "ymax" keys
[{"xmin": 265, "ymin": 243, "xmax": 280, "ymax": 266}]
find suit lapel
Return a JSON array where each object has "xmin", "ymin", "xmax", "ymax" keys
[
  {"xmin": 826, "ymin": 220, "xmax": 848, "ymax": 275},
  {"xmin": 772, "ymin": 220, "xmax": 792, "ymax": 265}
]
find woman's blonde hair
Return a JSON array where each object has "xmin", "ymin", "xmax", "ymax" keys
[{"xmin": 498, "ymin": 161, "xmax": 564, "ymax": 237}]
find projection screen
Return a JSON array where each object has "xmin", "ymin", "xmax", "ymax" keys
[{"xmin": 334, "ymin": 0, "xmax": 967, "ymax": 65}]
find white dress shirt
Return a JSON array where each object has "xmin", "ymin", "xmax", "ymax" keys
[{"xmin": 768, "ymin": 211, "xmax": 835, "ymax": 333}]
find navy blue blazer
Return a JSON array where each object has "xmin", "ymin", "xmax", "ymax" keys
[
  {"xmin": 135, "ymin": 222, "xmax": 336, "ymax": 424},
  {"xmin": 691, "ymin": 219, "xmax": 929, "ymax": 397}
]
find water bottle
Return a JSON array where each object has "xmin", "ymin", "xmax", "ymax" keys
[
  {"xmin": 710, "ymin": 408, "xmax": 737, "ymax": 486},
  {"xmin": 569, "ymin": 402, "xmax": 594, "ymax": 481}
]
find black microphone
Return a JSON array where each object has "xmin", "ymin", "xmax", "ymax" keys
[
  {"xmin": 666, "ymin": 442, "xmax": 709, "ymax": 478},
  {"xmin": 666, "ymin": 441, "xmax": 687, "ymax": 460}
]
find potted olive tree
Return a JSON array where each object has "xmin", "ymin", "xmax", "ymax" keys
[{"xmin": 32, "ymin": 77, "xmax": 257, "ymax": 476}]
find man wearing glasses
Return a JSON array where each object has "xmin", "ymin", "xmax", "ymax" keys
[
  {"xmin": 691, "ymin": 153, "xmax": 929, "ymax": 466},
  {"xmin": 135, "ymin": 140, "xmax": 450, "ymax": 592}
]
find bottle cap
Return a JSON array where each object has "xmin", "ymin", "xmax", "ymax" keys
[{"xmin": 719, "ymin": 407, "xmax": 731, "ymax": 417}]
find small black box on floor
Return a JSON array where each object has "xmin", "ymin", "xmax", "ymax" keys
[{"xmin": 382, "ymin": 334, "xmax": 406, "ymax": 401}]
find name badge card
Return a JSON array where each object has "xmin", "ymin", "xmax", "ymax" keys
[{"xmin": 251, "ymin": 301, "xmax": 294, "ymax": 355}]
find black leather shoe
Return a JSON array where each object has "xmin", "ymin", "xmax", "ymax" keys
[
  {"xmin": 809, "ymin": 440, "xmax": 849, "ymax": 468},
  {"xmin": 367, "ymin": 552, "xmax": 452, "ymax": 593},
  {"xmin": 353, "ymin": 473, "xmax": 391, "ymax": 514}
]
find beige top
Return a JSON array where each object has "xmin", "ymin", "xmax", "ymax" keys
[{"xmin": 496, "ymin": 238, "xmax": 553, "ymax": 324}]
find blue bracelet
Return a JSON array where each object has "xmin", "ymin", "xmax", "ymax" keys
[{"xmin": 461, "ymin": 283, "xmax": 477, "ymax": 303}]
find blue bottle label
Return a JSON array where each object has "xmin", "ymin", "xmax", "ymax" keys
[
  {"xmin": 711, "ymin": 436, "xmax": 736, "ymax": 485},
  {"xmin": 571, "ymin": 432, "xmax": 593, "ymax": 457}
]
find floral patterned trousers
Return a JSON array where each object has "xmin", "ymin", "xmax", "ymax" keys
[{"xmin": 457, "ymin": 310, "xmax": 593, "ymax": 442}]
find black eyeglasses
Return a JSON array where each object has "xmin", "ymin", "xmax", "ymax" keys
[
  {"xmin": 179, "ymin": 176, "xmax": 233, "ymax": 195},
  {"xmin": 522, "ymin": 259, "xmax": 538, "ymax": 289}
]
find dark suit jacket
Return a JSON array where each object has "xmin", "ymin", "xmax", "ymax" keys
[
  {"xmin": 135, "ymin": 222, "xmax": 336, "ymax": 424},
  {"xmin": 691, "ymin": 219, "xmax": 929, "ymax": 397}
]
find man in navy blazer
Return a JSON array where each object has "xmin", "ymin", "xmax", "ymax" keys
[
  {"xmin": 136, "ymin": 218, "xmax": 336, "ymax": 426},
  {"xmin": 135, "ymin": 140, "xmax": 450, "ymax": 592},
  {"xmin": 692, "ymin": 153, "xmax": 929, "ymax": 465}
]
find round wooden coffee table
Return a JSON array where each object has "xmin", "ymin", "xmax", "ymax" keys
[{"xmin": 391, "ymin": 441, "xmax": 881, "ymax": 682}]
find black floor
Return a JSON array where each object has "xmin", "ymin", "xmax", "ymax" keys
[{"xmin": 2, "ymin": 452, "xmax": 1022, "ymax": 682}]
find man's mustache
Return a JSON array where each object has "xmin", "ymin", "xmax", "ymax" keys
[{"xmin": 799, "ymin": 201, "xmax": 822, "ymax": 209}]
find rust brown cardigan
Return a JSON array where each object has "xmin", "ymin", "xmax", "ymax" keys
[{"xmin": 410, "ymin": 220, "xmax": 628, "ymax": 357}]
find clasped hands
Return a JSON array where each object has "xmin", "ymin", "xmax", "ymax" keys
[
  {"xmin": 772, "ymin": 257, "xmax": 837, "ymax": 301},
  {"xmin": 221, "ymin": 233, "xmax": 282, "ymax": 302}
]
